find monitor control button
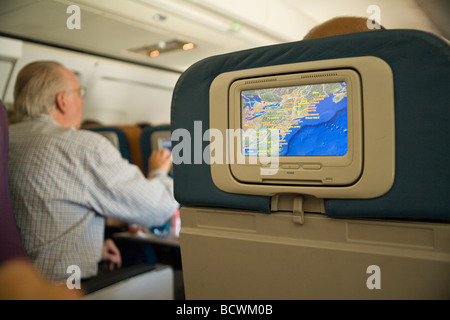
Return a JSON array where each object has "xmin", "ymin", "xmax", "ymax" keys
[{"xmin": 302, "ymin": 163, "xmax": 322, "ymax": 170}]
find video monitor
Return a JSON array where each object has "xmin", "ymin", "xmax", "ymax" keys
[
  {"xmin": 241, "ymin": 81, "xmax": 348, "ymax": 157},
  {"xmin": 209, "ymin": 57, "xmax": 395, "ymax": 198},
  {"xmin": 228, "ymin": 69, "xmax": 363, "ymax": 186}
]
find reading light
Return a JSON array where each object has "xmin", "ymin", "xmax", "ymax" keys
[
  {"xmin": 182, "ymin": 43, "xmax": 194, "ymax": 51},
  {"xmin": 129, "ymin": 39, "xmax": 195, "ymax": 58},
  {"xmin": 150, "ymin": 50, "xmax": 160, "ymax": 57}
]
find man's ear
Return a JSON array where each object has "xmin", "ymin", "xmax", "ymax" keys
[{"xmin": 55, "ymin": 92, "xmax": 67, "ymax": 114}]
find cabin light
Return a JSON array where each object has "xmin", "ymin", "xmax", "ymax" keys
[
  {"xmin": 150, "ymin": 50, "xmax": 160, "ymax": 57},
  {"xmin": 182, "ymin": 43, "xmax": 194, "ymax": 51}
]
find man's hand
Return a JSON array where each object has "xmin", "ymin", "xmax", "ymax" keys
[
  {"xmin": 148, "ymin": 148, "xmax": 172, "ymax": 175},
  {"xmin": 101, "ymin": 239, "xmax": 122, "ymax": 271}
]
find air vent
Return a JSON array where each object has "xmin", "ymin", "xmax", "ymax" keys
[
  {"xmin": 301, "ymin": 72, "xmax": 338, "ymax": 79},
  {"xmin": 245, "ymin": 78, "xmax": 277, "ymax": 84}
]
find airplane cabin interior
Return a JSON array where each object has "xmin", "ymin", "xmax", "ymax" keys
[{"xmin": 0, "ymin": 0, "xmax": 449, "ymax": 300}]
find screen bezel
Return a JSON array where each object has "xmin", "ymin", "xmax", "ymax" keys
[{"xmin": 228, "ymin": 69, "xmax": 363, "ymax": 186}]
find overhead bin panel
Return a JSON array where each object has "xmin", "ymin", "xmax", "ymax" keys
[{"xmin": 0, "ymin": 0, "xmax": 267, "ymax": 72}]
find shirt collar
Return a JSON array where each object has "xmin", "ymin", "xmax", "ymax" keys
[
  {"xmin": 23, "ymin": 114, "xmax": 61, "ymax": 127},
  {"xmin": 37, "ymin": 114, "xmax": 59, "ymax": 125},
  {"xmin": 22, "ymin": 114, "xmax": 77, "ymax": 131}
]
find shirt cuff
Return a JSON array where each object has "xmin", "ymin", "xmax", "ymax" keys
[{"xmin": 147, "ymin": 168, "xmax": 167, "ymax": 179}]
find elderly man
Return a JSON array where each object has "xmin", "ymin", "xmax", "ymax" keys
[{"xmin": 8, "ymin": 61, "xmax": 178, "ymax": 282}]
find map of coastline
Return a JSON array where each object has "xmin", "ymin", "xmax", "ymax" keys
[{"xmin": 241, "ymin": 82, "xmax": 348, "ymax": 156}]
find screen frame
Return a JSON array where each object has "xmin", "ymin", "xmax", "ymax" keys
[
  {"xmin": 228, "ymin": 69, "xmax": 362, "ymax": 186},
  {"xmin": 209, "ymin": 57, "xmax": 395, "ymax": 199}
]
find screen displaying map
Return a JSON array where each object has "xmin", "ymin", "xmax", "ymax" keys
[{"xmin": 241, "ymin": 81, "xmax": 348, "ymax": 157}]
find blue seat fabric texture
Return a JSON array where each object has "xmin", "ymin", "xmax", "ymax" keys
[{"xmin": 171, "ymin": 29, "xmax": 450, "ymax": 222}]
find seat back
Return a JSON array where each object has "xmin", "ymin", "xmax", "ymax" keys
[
  {"xmin": 172, "ymin": 29, "xmax": 450, "ymax": 221},
  {"xmin": 0, "ymin": 101, "xmax": 29, "ymax": 264},
  {"xmin": 84, "ymin": 125, "xmax": 146, "ymax": 174},
  {"xmin": 172, "ymin": 30, "xmax": 450, "ymax": 299},
  {"xmin": 117, "ymin": 125, "xmax": 144, "ymax": 173},
  {"xmin": 83, "ymin": 126, "xmax": 132, "ymax": 162}
]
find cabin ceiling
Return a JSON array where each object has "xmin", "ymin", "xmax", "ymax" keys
[{"xmin": 0, "ymin": 0, "xmax": 448, "ymax": 73}]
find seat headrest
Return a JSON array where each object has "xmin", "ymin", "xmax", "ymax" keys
[{"xmin": 171, "ymin": 30, "xmax": 450, "ymax": 221}]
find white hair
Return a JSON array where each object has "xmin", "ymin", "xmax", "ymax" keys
[{"xmin": 13, "ymin": 61, "xmax": 67, "ymax": 120}]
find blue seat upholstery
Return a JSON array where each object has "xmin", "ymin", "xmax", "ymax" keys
[
  {"xmin": 171, "ymin": 29, "xmax": 450, "ymax": 222},
  {"xmin": 140, "ymin": 124, "xmax": 171, "ymax": 175}
]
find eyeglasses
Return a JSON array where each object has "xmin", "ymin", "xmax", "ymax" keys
[{"xmin": 64, "ymin": 86, "xmax": 87, "ymax": 98}]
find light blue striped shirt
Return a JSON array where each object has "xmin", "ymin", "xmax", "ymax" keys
[{"xmin": 8, "ymin": 115, "xmax": 179, "ymax": 282}]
